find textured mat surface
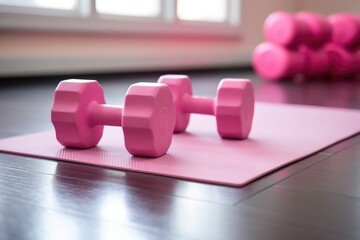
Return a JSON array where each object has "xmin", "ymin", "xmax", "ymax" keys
[{"xmin": 1, "ymin": 103, "xmax": 360, "ymax": 186}]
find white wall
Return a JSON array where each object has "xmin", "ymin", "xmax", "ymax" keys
[
  {"xmin": 0, "ymin": 0, "xmax": 339, "ymax": 77},
  {"xmin": 298, "ymin": 0, "xmax": 360, "ymax": 15}
]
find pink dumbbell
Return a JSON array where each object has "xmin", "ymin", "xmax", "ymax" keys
[
  {"xmin": 264, "ymin": 11, "xmax": 331, "ymax": 49},
  {"xmin": 325, "ymin": 43, "xmax": 360, "ymax": 77},
  {"xmin": 252, "ymin": 42, "xmax": 330, "ymax": 81},
  {"xmin": 158, "ymin": 75, "xmax": 254, "ymax": 139},
  {"xmin": 51, "ymin": 79, "xmax": 175, "ymax": 157},
  {"xmin": 328, "ymin": 13, "xmax": 360, "ymax": 49}
]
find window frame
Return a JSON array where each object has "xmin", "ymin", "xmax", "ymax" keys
[{"xmin": 0, "ymin": 0, "xmax": 242, "ymax": 38}]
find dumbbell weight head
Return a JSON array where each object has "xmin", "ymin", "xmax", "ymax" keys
[
  {"xmin": 325, "ymin": 43, "xmax": 359, "ymax": 77},
  {"xmin": 51, "ymin": 80, "xmax": 176, "ymax": 157},
  {"xmin": 354, "ymin": 50, "xmax": 360, "ymax": 77},
  {"xmin": 296, "ymin": 11, "xmax": 331, "ymax": 48},
  {"xmin": 158, "ymin": 75, "xmax": 254, "ymax": 139},
  {"xmin": 157, "ymin": 75, "xmax": 192, "ymax": 133},
  {"xmin": 51, "ymin": 79, "xmax": 105, "ymax": 148},
  {"xmin": 264, "ymin": 11, "xmax": 310, "ymax": 49},
  {"xmin": 252, "ymin": 42, "xmax": 305, "ymax": 81},
  {"xmin": 215, "ymin": 79, "xmax": 254, "ymax": 139},
  {"xmin": 300, "ymin": 46, "xmax": 330, "ymax": 77},
  {"xmin": 328, "ymin": 13, "xmax": 360, "ymax": 49},
  {"xmin": 123, "ymin": 82, "xmax": 176, "ymax": 157}
]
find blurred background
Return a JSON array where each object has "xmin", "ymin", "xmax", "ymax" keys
[{"xmin": 0, "ymin": 0, "xmax": 359, "ymax": 77}]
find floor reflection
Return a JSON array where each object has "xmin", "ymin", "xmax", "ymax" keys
[
  {"xmin": 52, "ymin": 163, "xmax": 178, "ymax": 239},
  {"xmin": 255, "ymin": 77, "xmax": 360, "ymax": 109}
]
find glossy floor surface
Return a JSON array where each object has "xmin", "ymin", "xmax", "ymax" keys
[{"xmin": 1, "ymin": 69, "xmax": 360, "ymax": 240}]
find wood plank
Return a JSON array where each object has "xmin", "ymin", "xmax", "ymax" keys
[
  {"xmin": 235, "ymin": 186, "xmax": 360, "ymax": 240},
  {"xmin": 0, "ymin": 151, "xmax": 332, "ymax": 205},
  {"xmin": 276, "ymin": 142, "xmax": 360, "ymax": 198},
  {"xmin": 0, "ymin": 197, "xmax": 175, "ymax": 240},
  {"xmin": 320, "ymin": 134, "xmax": 360, "ymax": 155}
]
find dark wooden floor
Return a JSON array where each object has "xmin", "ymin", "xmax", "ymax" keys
[{"xmin": 1, "ymin": 69, "xmax": 360, "ymax": 240}]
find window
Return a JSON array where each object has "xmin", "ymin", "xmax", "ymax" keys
[
  {"xmin": 96, "ymin": 0, "xmax": 161, "ymax": 17},
  {"xmin": 0, "ymin": 0, "xmax": 241, "ymax": 37},
  {"xmin": 0, "ymin": 0, "xmax": 77, "ymax": 10},
  {"xmin": 177, "ymin": 0, "xmax": 227, "ymax": 22}
]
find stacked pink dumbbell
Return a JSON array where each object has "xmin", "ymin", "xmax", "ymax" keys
[
  {"xmin": 326, "ymin": 13, "xmax": 360, "ymax": 77},
  {"xmin": 253, "ymin": 11, "xmax": 360, "ymax": 81},
  {"xmin": 51, "ymin": 76, "xmax": 255, "ymax": 157}
]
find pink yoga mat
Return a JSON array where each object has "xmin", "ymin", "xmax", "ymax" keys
[{"xmin": 0, "ymin": 103, "xmax": 360, "ymax": 186}]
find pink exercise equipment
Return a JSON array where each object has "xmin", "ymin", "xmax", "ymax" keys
[
  {"xmin": 264, "ymin": 11, "xmax": 331, "ymax": 49},
  {"xmin": 328, "ymin": 13, "xmax": 360, "ymax": 49},
  {"xmin": 51, "ymin": 79, "xmax": 176, "ymax": 157},
  {"xmin": 158, "ymin": 75, "xmax": 254, "ymax": 139},
  {"xmin": 252, "ymin": 42, "xmax": 330, "ymax": 81},
  {"xmin": 255, "ymin": 11, "xmax": 360, "ymax": 81},
  {"xmin": 325, "ymin": 43, "xmax": 360, "ymax": 77},
  {"xmin": 2, "ymin": 103, "xmax": 360, "ymax": 186}
]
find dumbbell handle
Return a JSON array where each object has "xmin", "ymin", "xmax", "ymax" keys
[
  {"xmin": 88, "ymin": 103, "xmax": 123, "ymax": 126},
  {"xmin": 182, "ymin": 94, "xmax": 215, "ymax": 115}
]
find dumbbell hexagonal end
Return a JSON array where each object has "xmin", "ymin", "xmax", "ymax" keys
[
  {"xmin": 253, "ymin": 42, "xmax": 292, "ymax": 81},
  {"xmin": 297, "ymin": 11, "xmax": 331, "ymax": 48},
  {"xmin": 122, "ymin": 83, "xmax": 175, "ymax": 157},
  {"xmin": 215, "ymin": 79, "xmax": 254, "ymax": 139},
  {"xmin": 51, "ymin": 79, "xmax": 105, "ymax": 149},
  {"xmin": 328, "ymin": 14, "xmax": 360, "ymax": 49},
  {"xmin": 325, "ymin": 43, "xmax": 357, "ymax": 76},
  {"xmin": 158, "ymin": 75, "xmax": 192, "ymax": 133},
  {"xmin": 264, "ymin": 11, "xmax": 299, "ymax": 48}
]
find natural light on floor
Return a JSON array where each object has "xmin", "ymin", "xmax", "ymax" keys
[
  {"xmin": 177, "ymin": 0, "xmax": 227, "ymax": 22},
  {"xmin": 96, "ymin": 0, "xmax": 161, "ymax": 17}
]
